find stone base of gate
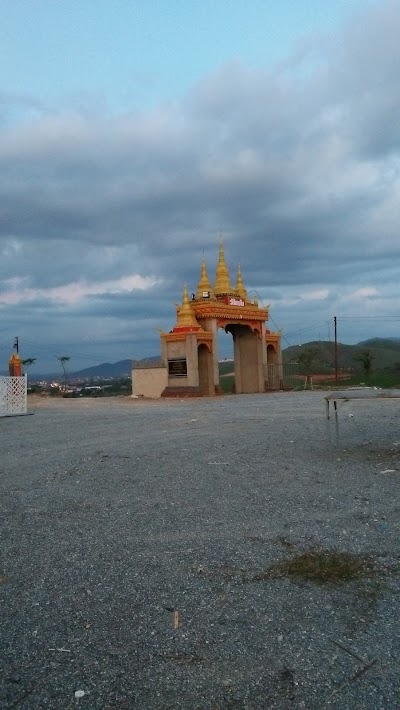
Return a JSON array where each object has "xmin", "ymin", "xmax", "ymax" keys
[{"xmin": 161, "ymin": 386, "xmax": 204, "ymax": 398}]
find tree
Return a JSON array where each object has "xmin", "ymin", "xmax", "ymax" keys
[
  {"xmin": 21, "ymin": 357, "xmax": 37, "ymax": 374},
  {"xmin": 298, "ymin": 347, "xmax": 319, "ymax": 375},
  {"xmin": 354, "ymin": 349, "xmax": 374, "ymax": 382},
  {"xmin": 297, "ymin": 347, "xmax": 319, "ymax": 390},
  {"xmin": 57, "ymin": 355, "xmax": 70, "ymax": 392}
]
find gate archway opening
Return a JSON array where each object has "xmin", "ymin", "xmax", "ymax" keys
[
  {"xmin": 217, "ymin": 328, "xmax": 234, "ymax": 393},
  {"xmin": 224, "ymin": 323, "xmax": 264, "ymax": 394},
  {"xmin": 159, "ymin": 241, "xmax": 282, "ymax": 397}
]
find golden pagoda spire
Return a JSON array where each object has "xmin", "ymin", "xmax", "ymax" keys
[
  {"xmin": 235, "ymin": 264, "xmax": 247, "ymax": 300},
  {"xmin": 214, "ymin": 236, "xmax": 232, "ymax": 294},
  {"xmin": 174, "ymin": 284, "xmax": 202, "ymax": 330},
  {"xmin": 196, "ymin": 258, "xmax": 213, "ymax": 299}
]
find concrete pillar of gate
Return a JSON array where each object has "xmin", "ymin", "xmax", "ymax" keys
[
  {"xmin": 201, "ymin": 317, "xmax": 220, "ymax": 392},
  {"xmin": 185, "ymin": 334, "xmax": 200, "ymax": 387},
  {"xmin": 233, "ymin": 330, "xmax": 243, "ymax": 394},
  {"xmin": 256, "ymin": 333, "xmax": 265, "ymax": 392}
]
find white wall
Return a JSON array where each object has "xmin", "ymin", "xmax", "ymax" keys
[{"xmin": 132, "ymin": 367, "xmax": 168, "ymax": 398}]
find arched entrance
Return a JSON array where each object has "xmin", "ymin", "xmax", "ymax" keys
[
  {"xmin": 267, "ymin": 342, "xmax": 279, "ymax": 389},
  {"xmin": 267, "ymin": 343, "xmax": 278, "ymax": 364},
  {"xmin": 159, "ymin": 241, "xmax": 282, "ymax": 397}
]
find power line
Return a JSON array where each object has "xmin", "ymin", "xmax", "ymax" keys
[
  {"xmin": 284, "ymin": 320, "xmax": 334, "ymax": 341},
  {"xmin": 339, "ymin": 316, "xmax": 400, "ymax": 320}
]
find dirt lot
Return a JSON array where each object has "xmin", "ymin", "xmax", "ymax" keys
[{"xmin": 1, "ymin": 392, "xmax": 400, "ymax": 709}]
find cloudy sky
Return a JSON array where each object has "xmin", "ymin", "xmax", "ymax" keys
[{"xmin": 1, "ymin": 0, "xmax": 399, "ymax": 372}]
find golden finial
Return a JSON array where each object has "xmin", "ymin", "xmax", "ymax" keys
[
  {"xmin": 235, "ymin": 264, "xmax": 247, "ymax": 300},
  {"xmin": 214, "ymin": 236, "xmax": 232, "ymax": 294},
  {"xmin": 174, "ymin": 284, "xmax": 202, "ymax": 330},
  {"xmin": 196, "ymin": 258, "xmax": 213, "ymax": 299}
]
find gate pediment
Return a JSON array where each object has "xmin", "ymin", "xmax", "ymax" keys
[{"xmin": 192, "ymin": 302, "xmax": 269, "ymax": 323}]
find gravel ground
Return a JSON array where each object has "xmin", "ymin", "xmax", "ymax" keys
[{"xmin": 1, "ymin": 391, "xmax": 400, "ymax": 710}]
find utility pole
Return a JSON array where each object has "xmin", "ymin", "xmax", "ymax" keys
[{"xmin": 334, "ymin": 316, "xmax": 338, "ymax": 383}]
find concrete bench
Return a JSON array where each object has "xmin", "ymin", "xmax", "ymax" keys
[{"xmin": 325, "ymin": 388, "xmax": 400, "ymax": 419}]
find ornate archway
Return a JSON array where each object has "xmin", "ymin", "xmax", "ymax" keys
[{"xmin": 160, "ymin": 241, "xmax": 281, "ymax": 396}]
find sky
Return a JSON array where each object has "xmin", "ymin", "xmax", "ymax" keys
[{"xmin": 1, "ymin": 0, "xmax": 399, "ymax": 372}]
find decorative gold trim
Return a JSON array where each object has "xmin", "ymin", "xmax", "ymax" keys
[
  {"xmin": 214, "ymin": 237, "xmax": 232, "ymax": 294},
  {"xmin": 196, "ymin": 259, "xmax": 214, "ymax": 300},
  {"xmin": 235, "ymin": 264, "xmax": 247, "ymax": 300},
  {"xmin": 162, "ymin": 331, "xmax": 214, "ymax": 344},
  {"xmin": 193, "ymin": 302, "xmax": 269, "ymax": 321}
]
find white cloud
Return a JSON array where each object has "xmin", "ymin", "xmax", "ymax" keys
[
  {"xmin": 301, "ymin": 289, "xmax": 330, "ymax": 301},
  {"xmin": 348, "ymin": 287, "xmax": 378, "ymax": 300},
  {"xmin": 0, "ymin": 274, "xmax": 159, "ymax": 306}
]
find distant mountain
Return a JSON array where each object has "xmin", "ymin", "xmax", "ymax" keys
[
  {"xmin": 0, "ymin": 356, "xmax": 160, "ymax": 380},
  {"xmin": 71, "ymin": 359, "xmax": 133, "ymax": 378},
  {"xmin": 2, "ymin": 338, "xmax": 400, "ymax": 380},
  {"xmin": 357, "ymin": 337, "xmax": 400, "ymax": 349},
  {"xmin": 283, "ymin": 338, "xmax": 400, "ymax": 370},
  {"xmin": 71, "ymin": 356, "xmax": 161, "ymax": 379}
]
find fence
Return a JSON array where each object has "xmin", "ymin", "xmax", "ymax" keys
[
  {"xmin": 0, "ymin": 375, "xmax": 27, "ymax": 417},
  {"xmin": 266, "ymin": 363, "xmax": 300, "ymax": 391}
]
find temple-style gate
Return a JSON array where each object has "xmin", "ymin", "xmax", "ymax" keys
[{"xmin": 159, "ymin": 241, "xmax": 281, "ymax": 396}]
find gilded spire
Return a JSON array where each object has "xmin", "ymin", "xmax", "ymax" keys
[
  {"xmin": 175, "ymin": 284, "xmax": 202, "ymax": 330},
  {"xmin": 196, "ymin": 258, "xmax": 213, "ymax": 299},
  {"xmin": 235, "ymin": 264, "xmax": 247, "ymax": 300},
  {"xmin": 214, "ymin": 237, "xmax": 232, "ymax": 294}
]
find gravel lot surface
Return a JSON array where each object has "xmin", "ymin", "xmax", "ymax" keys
[{"xmin": 1, "ymin": 391, "xmax": 400, "ymax": 709}]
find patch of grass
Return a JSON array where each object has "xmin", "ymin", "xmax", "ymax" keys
[
  {"xmin": 194, "ymin": 550, "xmax": 375, "ymax": 587},
  {"xmin": 259, "ymin": 550, "xmax": 373, "ymax": 586},
  {"xmin": 320, "ymin": 371, "xmax": 400, "ymax": 389},
  {"xmin": 0, "ymin": 574, "xmax": 6, "ymax": 584},
  {"xmin": 219, "ymin": 374, "xmax": 235, "ymax": 393}
]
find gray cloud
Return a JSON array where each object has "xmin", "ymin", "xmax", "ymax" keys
[{"xmin": 1, "ymin": 1, "xmax": 399, "ymax": 369}]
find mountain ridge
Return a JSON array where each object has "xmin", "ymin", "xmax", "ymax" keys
[
  {"xmin": 0, "ymin": 357, "xmax": 160, "ymax": 380},
  {"xmin": 2, "ymin": 338, "xmax": 400, "ymax": 379}
]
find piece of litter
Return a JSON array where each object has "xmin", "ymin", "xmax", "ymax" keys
[
  {"xmin": 208, "ymin": 462, "xmax": 229, "ymax": 465},
  {"xmin": 49, "ymin": 648, "xmax": 71, "ymax": 653},
  {"xmin": 348, "ymin": 414, "xmax": 354, "ymax": 417},
  {"xmin": 75, "ymin": 690, "xmax": 85, "ymax": 699},
  {"xmin": 381, "ymin": 469, "xmax": 396, "ymax": 474},
  {"xmin": 278, "ymin": 635, "xmax": 284, "ymax": 642},
  {"xmin": 173, "ymin": 609, "xmax": 180, "ymax": 629}
]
